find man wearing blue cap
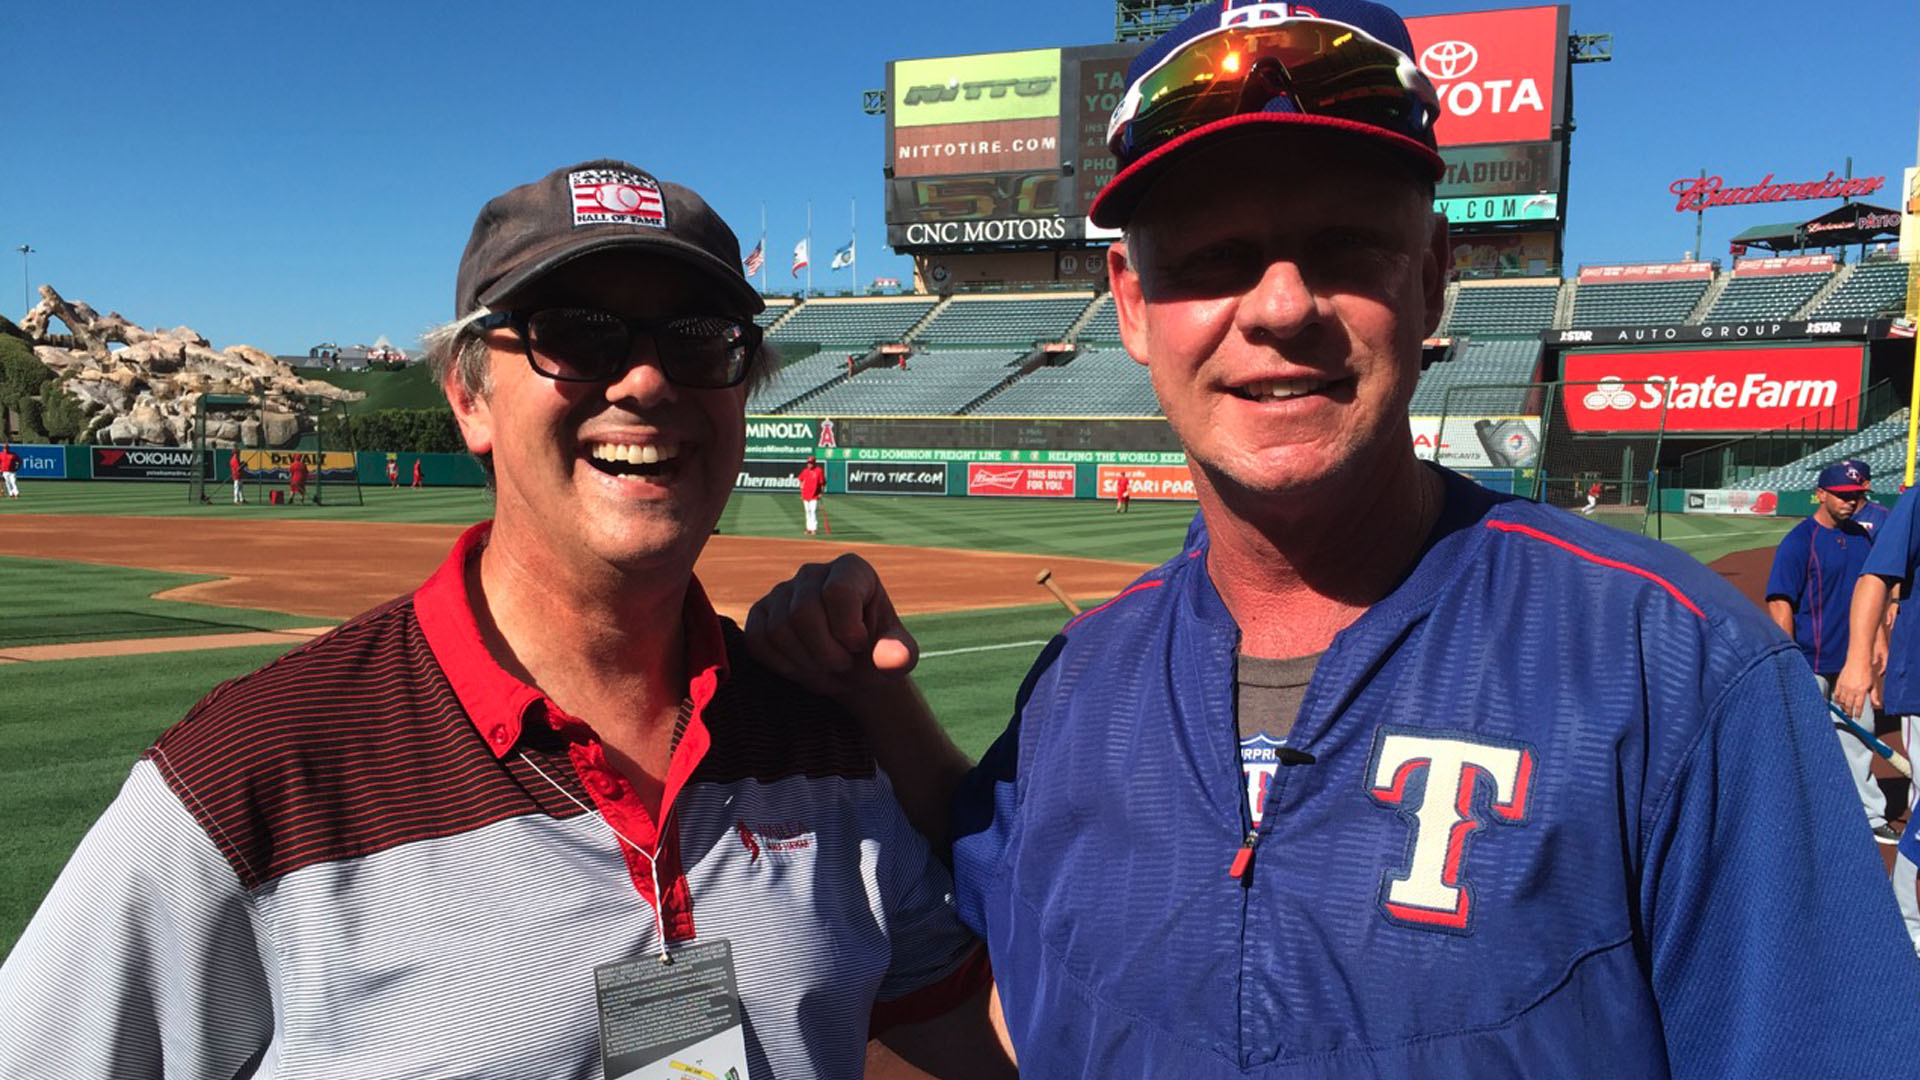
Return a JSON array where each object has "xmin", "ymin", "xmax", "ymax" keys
[
  {"xmin": 1767, "ymin": 461, "xmax": 1896, "ymax": 841},
  {"xmin": 749, "ymin": 1, "xmax": 1920, "ymax": 1074}
]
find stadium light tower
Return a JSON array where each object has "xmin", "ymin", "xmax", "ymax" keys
[{"xmin": 14, "ymin": 244, "xmax": 31, "ymax": 317}]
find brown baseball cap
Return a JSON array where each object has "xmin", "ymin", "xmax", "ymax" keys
[{"xmin": 454, "ymin": 159, "xmax": 763, "ymax": 319}]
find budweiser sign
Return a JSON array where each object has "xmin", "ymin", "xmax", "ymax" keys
[
  {"xmin": 1562, "ymin": 345, "xmax": 1864, "ymax": 433},
  {"xmin": 1670, "ymin": 172, "xmax": 1885, "ymax": 213}
]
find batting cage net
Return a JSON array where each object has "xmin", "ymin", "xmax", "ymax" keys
[
  {"xmin": 189, "ymin": 394, "xmax": 363, "ymax": 506},
  {"xmin": 1437, "ymin": 379, "xmax": 1668, "ymax": 535}
]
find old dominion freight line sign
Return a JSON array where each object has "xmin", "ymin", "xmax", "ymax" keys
[{"xmin": 745, "ymin": 415, "xmax": 1183, "ymax": 461}]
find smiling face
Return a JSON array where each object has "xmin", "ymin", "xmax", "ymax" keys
[
  {"xmin": 447, "ymin": 251, "xmax": 750, "ymax": 584},
  {"xmin": 1110, "ymin": 131, "xmax": 1445, "ymax": 512}
]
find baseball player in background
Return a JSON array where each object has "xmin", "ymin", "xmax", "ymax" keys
[
  {"xmin": 387, "ymin": 455, "xmax": 400, "ymax": 487},
  {"xmin": 1766, "ymin": 462, "xmax": 1896, "ymax": 841},
  {"xmin": 228, "ymin": 447, "xmax": 245, "ymax": 504},
  {"xmin": 1579, "ymin": 479, "xmax": 1601, "ymax": 515},
  {"xmin": 0, "ymin": 158, "xmax": 1007, "ymax": 1079},
  {"xmin": 411, "ymin": 457, "xmax": 423, "ymax": 488},
  {"xmin": 287, "ymin": 454, "xmax": 309, "ymax": 504},
  {"xmin": 1114, "ymin": 472, "xmax": 1131, "ymax": 513},
  {"xmin": 1843, "ymin": 458, "xmax": 1889, "ymax": 534},
  {"xmin": 799, "ymin": 454, "xmax": 826, "ymax": 534},
  {"xmin": 747, "ymin": 2, "xmax": 1920, "ymax": 1074},
  {"xmin": 0, "ymin": 443, "xmax": 20, "ymax": 498}
]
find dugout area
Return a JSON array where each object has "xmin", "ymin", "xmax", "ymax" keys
[{"xmin": 188, "ymin": 393, "xmax": 362, "ymax": 506}]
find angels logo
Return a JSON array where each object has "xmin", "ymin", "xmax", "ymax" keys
[
  {"xmin": 817, "ymin": 418, "xmax": 837, "ymax": 449},
  {"xmin": 569, "ymin": 168, "xmax": 667, "ymax": 229}
]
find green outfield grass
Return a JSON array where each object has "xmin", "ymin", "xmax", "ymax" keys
[{"xmin": 0, "ymin": 477, "xmax": 1800, "ymax": 955}]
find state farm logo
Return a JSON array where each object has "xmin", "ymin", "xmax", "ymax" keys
[
  {"xmin": 1419, "ymin": 40, "xmax": 1478, "ymax": 80},
  {"xmin": 1583, "ymin": 378, "xmax": 1636, "ymax": 411}
]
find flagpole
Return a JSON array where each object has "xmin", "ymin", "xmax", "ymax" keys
[
  {"xmin": 851, "ymin": 196, "xmax": 858, "ymax": 294},
  {"xmin": 806, "ymin": 201, "xmax": 814, "ymax": 298},
  {"xmin": 759, "ymin": 202, "xmax": 767, "ymax": 293}
]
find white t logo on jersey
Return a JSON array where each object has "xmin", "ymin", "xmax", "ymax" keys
[{"xmin": 1366, "ymin": 728, "xmax": 1535, "ymax": 931}]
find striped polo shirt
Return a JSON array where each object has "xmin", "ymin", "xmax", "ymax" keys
[{"xmin": 0, "ymin": 522, "xmax": 985, "ymax": 1078}]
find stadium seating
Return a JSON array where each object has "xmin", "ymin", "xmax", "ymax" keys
[
  {"xmin": 913, "ymin": 295, "xmax": 1093, "ymax": 346},
  {"xmin": 754, "ymin": 298, "xmax": 795, "ymax": 329},
  {"xmin": 1730, "ymin": 409, "xmax": 1910, "ymax": 491},
  {"xmin": 1077, "ymin": 294, "xmax": 1120, "ymax": 342},
  {"xmin": 1443, "ymin": 283, "xmax": 1559, "ymax": 335},
  {"xmin": 1569, "ymin": 279, "xmax": 1709, "ymax": 327},
  {"xmin": 1703, "ymin": 271, "xmax": 1831, "ymax": 322},
  {"xmin": 795, "ymin": 349, "xmax": 1025, "ymax": 416},
  {"xmin": 766, "ymin": 297, "xmax": 938, "ymax": 346},
  {"xmin": 1409, "ymin": 337, "xmax": 1543, "ymax": 415},
  {"xmin": 970, "ymin": 348, "xmax": 1161, "ymax": 417},
  {"xmin": 747, "ymin": 350, "xmax": 853, "ymax": 413},
  {"xmin": 1813, "ymin": 261, "xmax": 1912, "ymax": 318}
]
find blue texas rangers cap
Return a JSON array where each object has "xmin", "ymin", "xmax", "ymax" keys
[
  {"xmin": 1817, "ymin": 462, "xmax": 1869, "ymax": 493},
  {"xmin": 1840, "ymin": 458, "xmax": 1873, "ymax": 485},
  {"xmin": 1089, "ymin": 0, "xmax": 1446, "ymax": 228}
]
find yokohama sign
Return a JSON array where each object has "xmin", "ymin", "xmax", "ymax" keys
[
  {"xmin": 966, "ymin": 463, "xmax": 1076, "ymax": 498},
  {"xmin": 1562, "ymin": 345, "xmax": 1864, "ymax": 433},
  {"xmin": 1405, "ymin": 6, "xmax": 1563, "ymax": 147}
]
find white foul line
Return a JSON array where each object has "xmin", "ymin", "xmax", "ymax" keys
[{"xmin": 920, "ymin": 639, "xmax": 1050, "ymax": 659}]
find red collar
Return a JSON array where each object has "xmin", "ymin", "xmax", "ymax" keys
[{"xmin": 413, "ymin": 521, "xmax": 731, "ymax": 762}]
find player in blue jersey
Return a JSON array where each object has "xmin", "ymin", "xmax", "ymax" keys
[
  {"xmin": 1843, "ymin": 458, "xmax": 1891, "ymax": 535},
  {"xmin": 1767, "ymin": 461, "xmax": 1896, "ymax": 841},
  {"xmin": 750, "ymin": 2, "xmax": 1920, "ymax": 1074}
]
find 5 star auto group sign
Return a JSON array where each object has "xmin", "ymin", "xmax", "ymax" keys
[{"xmin": 1405, "ymin": 6, "xmax": 1565, "ymax": 147}]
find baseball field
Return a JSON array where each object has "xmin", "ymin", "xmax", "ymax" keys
[{"xmin": 0, "ymin": 482, "xmax": 1794, "ymax": 953}]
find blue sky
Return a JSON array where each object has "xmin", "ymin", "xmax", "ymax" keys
[{"xmin": 3, "ymin": 0, "xmax": 1915, "ymax": 356}]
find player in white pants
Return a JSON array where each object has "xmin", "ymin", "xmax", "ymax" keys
[{"xmin": 0, "ymin": 444, "xmax": 20, "ymax": 498}]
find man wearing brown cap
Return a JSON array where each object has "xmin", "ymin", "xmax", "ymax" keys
[
  {"xmin": 748, "ymin": 2, "xmax": 1920, "ymax": 1075},
  {"xmin": 0, "ymin": 160, "xmax": 1006, "ymax": 1079}
]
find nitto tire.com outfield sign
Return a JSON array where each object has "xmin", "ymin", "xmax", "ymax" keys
[
  {"xmin": 845, "ymin": 462, "xmax": 948, "ymax": 496},
  {"xmin": 91, "ymin": 446, "xmax": 203, "ymax": 481}
]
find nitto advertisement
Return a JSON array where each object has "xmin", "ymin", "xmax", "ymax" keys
[
  {"xmin": 1405, "ymin": 6, "xmax": 1566, "ymax": 148},
  {"xmin": 891, "ymin": 49, "xmax": 1062, "ymax": 128},
  {"xmin": 91, "ymin": 445, "xmax": 204, "ymax": 481},
  {"xmin": 1562, "ymin": 345, "xmax": 1865, "ymax": 433},
  {"xmin": 966, "ymin": 462, "xmax": 1076, "ymax": 498},
  {"xmin": 845, "ymin": 462, "xmax": 948, "ymax": 496},
  {"xmin": 1409, "ymin": 416, "xmax": 1542, "ymax": 469},
  {"xmin": 735, "ymin": 459, "xmax": 803, "ymax": 493},
  {"xmin": 1096, "ymin": 464, "xmax": 1195, "ymax": 501}
]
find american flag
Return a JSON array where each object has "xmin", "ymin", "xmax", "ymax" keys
[{"xmin": 743, "ymin": 237, "xmax": 765, "ymax": 276}]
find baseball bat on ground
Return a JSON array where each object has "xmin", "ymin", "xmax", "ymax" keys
[
  {"xmin": 1829, "ymin": 701, "xmax": 1915, "ymax": 780},
  {"xmin": 1035, "ymin": 568, "xmax": 1082, "ymax": 616}
]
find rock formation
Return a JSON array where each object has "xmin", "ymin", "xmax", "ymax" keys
[{"xmin": 18, "ymin": 285, "xmax": 363, "ymax": 448}]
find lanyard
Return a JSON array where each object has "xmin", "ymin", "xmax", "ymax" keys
[{"xmin": 519, "ymin": 746, "xmax": 682, "ymax": 964}]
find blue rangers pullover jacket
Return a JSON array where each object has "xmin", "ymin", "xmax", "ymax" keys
[{"xmin": 952, "ymin": 468, "xmax": 1920, "ymax": 1078}]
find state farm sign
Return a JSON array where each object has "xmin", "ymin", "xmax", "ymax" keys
[
  {"xmin": 1562, "ymin": 345, "xmax": 1865, "ymax": 433},
  {"xmin": 1406, "ymin": 6, "xmax": 1563, "ymax": 147}
]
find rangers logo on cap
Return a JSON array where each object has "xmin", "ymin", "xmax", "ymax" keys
[
  {"xmin": 569, "ymin": 168, "xmax": 667, "ymax": 229},
  {"xmin": 1221, "ymin": 1, "xmax": 1322, "ymax": 25}
]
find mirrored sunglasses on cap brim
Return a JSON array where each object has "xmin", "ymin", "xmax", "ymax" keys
[{"xmin": 1107, "ymin": 18, "xmax": 1440, "ymax": 164}]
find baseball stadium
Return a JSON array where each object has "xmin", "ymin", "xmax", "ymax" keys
[{"xmin": 4, "ymin": 0, "xmax": 1920, "ymax": 1071}]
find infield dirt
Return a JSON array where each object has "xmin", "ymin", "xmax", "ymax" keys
[{"xmin": 0, "ymin": 515, "xmax": 1154, "ymax": 630}]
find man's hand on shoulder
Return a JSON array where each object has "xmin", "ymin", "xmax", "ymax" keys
[{"xmin": 746, "ymin": 553, "xmax": 918, "ymax": 697}]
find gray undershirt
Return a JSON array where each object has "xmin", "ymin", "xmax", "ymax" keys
[{"xmin": 1237, "ymin": 653, "xmax": 1323, "ymax": 740}]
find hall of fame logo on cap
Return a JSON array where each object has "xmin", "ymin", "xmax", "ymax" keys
[{"xmin": 569, "ymin": 168, "xmax": 667, "ymax": 229}]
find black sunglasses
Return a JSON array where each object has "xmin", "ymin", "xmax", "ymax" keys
[{"xmin": 475, "ymin": 308, "xmax": 761, "ymax": 389}]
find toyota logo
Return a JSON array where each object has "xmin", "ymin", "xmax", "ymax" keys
[{"xmin": 1419, "ymin": 40, "xmax": 1478, "ymax": 80}]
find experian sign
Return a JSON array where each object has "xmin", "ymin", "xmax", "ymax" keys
[{"xmin": 1562, "ymin": 344, "xmax": 1865, "ymax": 433}]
